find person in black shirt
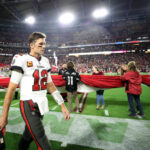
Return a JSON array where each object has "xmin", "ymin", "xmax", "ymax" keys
[
  {"xmin": 58, "ymin": 64, "xmax": 67, "ymax": 102},
  {"xmin": 58, "ymin": 64, "xmax": 67, "ymax": 75},
  {"xmin": 63, "ymin": 62, "xmax": 81, "ymax": 113}
]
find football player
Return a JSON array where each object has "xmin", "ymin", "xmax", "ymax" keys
[{"xmin": 0, "ymin": 32, "xmax": 70, "ymax": 150}]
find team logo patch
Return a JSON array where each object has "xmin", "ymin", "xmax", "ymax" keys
[{"xmin": 27, "ymin": 61, "xmax": 33, "ymax": 67}]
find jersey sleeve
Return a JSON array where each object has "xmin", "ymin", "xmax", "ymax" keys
[{"xmin": 10, "ymin": 54, "xmax": 25, "ymax": 74}]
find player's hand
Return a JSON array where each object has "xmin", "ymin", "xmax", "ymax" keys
[
  {"xmin": 61, "ymin": 103, "xmax": 70, "ymax": 121},
  {"xmin": 0, "ymin": 116, "xmax": 8, "ymax": 130}
]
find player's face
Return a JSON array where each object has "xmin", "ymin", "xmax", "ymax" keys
[{"xmin": 32, "ymin": 38, "xmax": 46, "ymax": 55}]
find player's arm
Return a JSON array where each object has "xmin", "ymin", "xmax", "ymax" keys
[
  {"xmin": 47, "ymin": 75, "xmax": 70, "ymax": 121},
  {"xmin": 0, "ymin": 71, "xmax": 22, "ymax": 129},
  {"xmin": 0, "ymin": 82, "xmax": 18, "ymax": 129}
]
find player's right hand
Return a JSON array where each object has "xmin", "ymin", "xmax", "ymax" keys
[{"xmin": 60, "ymin": 103, "xmax": 70, "ymax": 121}]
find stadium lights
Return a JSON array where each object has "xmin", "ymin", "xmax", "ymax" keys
[
  {"xmin": 24, "ymin": 16, "xmax": 35, "ymax": 25},
  {"xmin": 92, "ymin": 8, "xmax": 109, "ymax": 18},
  {"xmin": 59, "ymin": 12, "xmax": 75, "ymax": 25},
  {"xmin": 69, "ymin": 50, "xmax": 127, "ymax": 56}
]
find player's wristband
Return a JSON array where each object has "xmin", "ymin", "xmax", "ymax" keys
[
  {"xmin": 47, "ymin": 73, "xmax": 52, "ymax": 83},
  {"xmin": 51, "ymin": 90, "xmax": 64, "ymax": 105}
]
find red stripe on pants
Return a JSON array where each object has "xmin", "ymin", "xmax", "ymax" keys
[{"xmin": 20, "ymin": 100, "xmax": 42, "ymax": 150}]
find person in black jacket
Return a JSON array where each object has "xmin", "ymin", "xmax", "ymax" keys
[
  {"xmin": 58, "ymin": 64, "xmax": 68, "ymax": 102},
  {"xmin": 63, "ymin": 62, "xmax": 81, "ymax": 113},
  {"xmin": 58, "ymin": 64, "xmax": 67, "ymax": 75}
]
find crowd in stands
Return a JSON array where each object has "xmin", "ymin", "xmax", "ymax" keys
[
  {"xmin": 0, "ymin": 48, "xmax": 29, "ymax": 55},
  {"xmin": 49, "ymin": 52, "xmax": 150, "ymax": 73},
  {"xmin": 0, "ymin": 18, "xmax": 150, "ymax": 74},
  {"xmin": 0, "ymin": 51, "xmax": 149, "ymax": 74},
  {"xmin": 45, "ymin": 42, "xmax": 150, "ymax": 57},
  {"xmin": 0, "ymin": 45, "xmax": 150, "ymax": 74}
]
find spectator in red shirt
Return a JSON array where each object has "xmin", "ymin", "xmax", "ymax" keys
[
  {"xmin": 92, "ymin": 66, "xmax": 105, "ymax": 110},
  {"xmin": 120, "ymin": 63, "xmax": 140, "ymax": 113},
  {"xmin": 120, "ymin": 61, "xmax": 144, "ymax": 117}
]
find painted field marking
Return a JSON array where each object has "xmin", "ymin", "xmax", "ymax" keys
[
  {"xmin": 51, "ymin": 105, "xmax": 58, "ymax": 111},
  {"xmin": 61, "ymin": 142, "xmax": 67, "ymax": 147},
  {"xmin": 11, "ymin": 102, "xmax": 19, "ymax": 106},
  {"xmin": 104, "ymin": 109, "xmax": 109, "ymax": 116},
  {"xmin": 1, "ymin": 107, "xmax": 150, "ymax": 150}
]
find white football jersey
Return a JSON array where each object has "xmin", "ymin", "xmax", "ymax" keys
[{"xmin": 11, "ymin": 54, "xmax": 51, "ymax": 114}]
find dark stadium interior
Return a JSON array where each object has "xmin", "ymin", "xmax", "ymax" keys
[
  {"xmin": 0, "ymin": 0, "xmax": 150, "ymax": 23},
  {"xmin": 0, "ymin": 0, "xmax": 150, "ymax": 73},
  {"xmin": 0, "ymin": 2, "xmax": 150, "ymax": 150}
]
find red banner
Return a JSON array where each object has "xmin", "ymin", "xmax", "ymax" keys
[{"xmin": 0, "ymin": 75, "xmax": 149, "ymax": 88}]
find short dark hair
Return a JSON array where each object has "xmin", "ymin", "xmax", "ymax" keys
[
  {"xmin": 67, "ymin": 61, "xmax": 74, "ymax": 69},
  {"xmin": 28, "ymin": 32, "xmax": 46, "ymax": 44}
]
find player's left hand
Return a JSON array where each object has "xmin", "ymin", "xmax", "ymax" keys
[{"xmin": 61, "ymin": 103, "xmax": 70, "ymax": 121}]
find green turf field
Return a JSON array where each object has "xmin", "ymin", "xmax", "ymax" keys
[
  {"xmin": 0, "ymin": 84, "xmax": 150, "ymax": 150},
  {"xmin": 4, "ymin": 132, "xmax": 102, "ymax": 150}
]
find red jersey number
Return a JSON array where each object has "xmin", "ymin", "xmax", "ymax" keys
[{"xmin": 32, "ymin": 70, "xmax": 48, "ymax": 91}]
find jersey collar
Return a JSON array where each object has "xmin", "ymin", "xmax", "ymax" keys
[{"xmin": 28, "ymin": 53, "xmax": 42, "ymax": 61}]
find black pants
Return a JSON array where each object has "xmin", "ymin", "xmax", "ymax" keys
[
  {"xmin": 96, "ymin": 90, "xmax": 104, "ymax": 95},
  {"xmin": 127, "ymin": 93, "xmax": 143, "ymax": 115},
  {"xmin": 19, "ymin": 100, "xmax": 51, "ymax": 150}
]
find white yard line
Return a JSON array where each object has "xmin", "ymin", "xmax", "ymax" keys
[
  {"xmin": 104, "ymin": 109, "xmax": 109, "ymax": 116},
  {"xmin": 11, "ymin": 102, "xmax": 19, "ymax": 106},
  {"xmin": 61, "ymin": 142, "xmax": 67, "ymax": 147},
  {"xmin": 51, "ymin": 105, "xmax": 58, "ymax": 111}
]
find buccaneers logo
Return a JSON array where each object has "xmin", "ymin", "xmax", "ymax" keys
[{"xmin": 27, "ymin": 61, "xmax": 33, "ymax": 67}]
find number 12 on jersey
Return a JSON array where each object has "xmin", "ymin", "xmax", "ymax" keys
[{"xmin": 32, "ymin": 70, "xmax": 48, "ymax": 91}]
